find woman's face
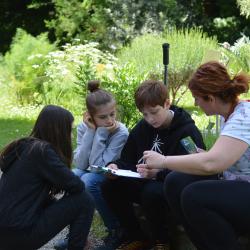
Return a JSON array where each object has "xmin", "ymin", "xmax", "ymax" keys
[
  {"xmin": 193, "ymin": 95, "xmax": 215, "ymax": 116},
  {"xmin": 92, "ymin": 102, "xmax": 116, "ymax": 127}
]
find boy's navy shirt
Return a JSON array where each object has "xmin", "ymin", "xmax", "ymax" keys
[{"xmin": 112, "ymin": 105, "xmax": 205, "ymax": 181}]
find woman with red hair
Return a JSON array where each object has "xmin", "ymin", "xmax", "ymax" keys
[{"xmin": 138, "ymin": 61, "xmax": 250, "ymax": 250}]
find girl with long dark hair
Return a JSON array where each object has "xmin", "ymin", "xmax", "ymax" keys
[{"xmin": 0, "ymin": 105, "xmax": 94, "ymax": 250}]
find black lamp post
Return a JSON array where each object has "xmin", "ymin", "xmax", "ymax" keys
[{"xmin": 162, "ymin": 43, "xmax": 169, "ymax": 86}]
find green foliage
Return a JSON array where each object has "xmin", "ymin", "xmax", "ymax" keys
[
  {"xmin": 0, "ymin": 96, "xmax": 37, "ymax": 149},
  {"xmin": 0, "ymin": 118, "xmax": 34, "ymax": 149},
  {"xmin": 0, "ymin": 0, "xmax": 53, "ymax": 53},
  {"xmin": 45, "ymin": 0, "xmax": 112, "ymax": 49},
  {"xmin": 44, "ymin": 0, "xmax": 186, "ymax": 51},
  {"xmin": 2, "ymin": 29, "xmax": 55, "ymax": 104},
  {"xmin": 220, "ymin": 35, "xmax": 250, "ymax": 74},
  {"xmin": 101, "ymin": 0, "xmax": 180, "ymax": 49},
  {"xmin": 74, "ymin": 60, "xmax": 144, "ymax": 128},
  {"xmin": 117, "ymin": 29, "xmax": 218, "ymax": 104},
  {"xmin": 212, "ymin": 16, "xmax": 241, "ymax": 43},
  {"xmin": 1, "ymin": 36, "xmax": 117, "ymax": 112},
  {"xmin": 202, "ymin": 130, "xmax": 218, "ymax": 150},
  {"xmin": 44, "ymin": 41, "xmax": 117, "ymax": 113},
  {"xmin": 102, "ymin": 63, "xmax": 145, "ymax": 128},
  {"xmin": 2, "ymin": 0, "xmax": 250, "ymax": 54},
  {"xmin": 237, "ymin": 0, "xmax": 250, "ymax": 18}
]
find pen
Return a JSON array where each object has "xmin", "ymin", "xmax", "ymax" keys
[{"xmin": 137, "ymin": 156, "xmax": 145, "ymax": 164}]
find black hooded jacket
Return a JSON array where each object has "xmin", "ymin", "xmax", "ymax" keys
[
  {"xmin": 113, "ymin": 105, "xmax": 205, "ymax": 180},
  {"xmin": 0, "ymin": 139, "xmax": 84, "ymax": 230}
]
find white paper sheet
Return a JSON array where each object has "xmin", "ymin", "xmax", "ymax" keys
[
  {"xmin": 89, "ymin": 165, "xmax": 142, "ymax": 178},
  {"xmin": 110, "ymin": 169, "xmax": 142, "ymax": 178}
]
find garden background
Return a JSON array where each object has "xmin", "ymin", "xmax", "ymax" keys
[{"xmin": 0, "ymin": 0, "xmax": 250, "ymax": 241}]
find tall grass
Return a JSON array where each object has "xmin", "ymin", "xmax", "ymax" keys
[{"xmin": 117, "ymin": 29, "xmax": 218, "ymax": 104}]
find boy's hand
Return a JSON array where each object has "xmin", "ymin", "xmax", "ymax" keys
[
  {"xmin": 84, "ymin": 112, "xmax": 96, "ymax": 130},
  {"xmin": 106, "ymin": 121, "xmax": 119, "ymax": 133},
  {"xmin": 137, "ymin": 165, "xmax": 159, "ymax": 179}
]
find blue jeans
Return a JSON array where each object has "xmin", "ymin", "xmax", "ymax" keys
[{"xmin": 73, "ymin": 168, "xmax": 119, "ymax": 231}]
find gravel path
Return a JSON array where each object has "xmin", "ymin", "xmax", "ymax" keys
[{"xmin": 38, "ymin": 227, "xmax": 103, "ymax": 250}]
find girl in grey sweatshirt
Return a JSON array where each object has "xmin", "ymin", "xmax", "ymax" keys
[{"xmin": 54, "ymin": 80, "xmax": 128, "ymax": 250}]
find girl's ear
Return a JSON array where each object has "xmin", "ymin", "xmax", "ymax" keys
[{"xmin": 164, "ymin": 99, "xmax": 171, "ymax": 109}]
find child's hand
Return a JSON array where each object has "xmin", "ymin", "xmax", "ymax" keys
[
  {"xmin": 84, "ymin": 112, "xmax": 96, "ymax": 130},
  {"xmin": 105, "ymin": 163, "xmax": 119, "ymax": 179},
  {"xmin": 137, "ymin": 165, "xmax": 159, "ymax": 179},
  {"xmin": 107, "ymin": 163, "xmax": 118, "ymax": 170},
  {"xmin": 106, "ymin": 121, "xmax": 119, "ymax": 133}
]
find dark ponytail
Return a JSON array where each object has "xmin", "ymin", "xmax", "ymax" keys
[{"xmin": 86, "ymin": 80, "xmax": 115, "ymax": 115}]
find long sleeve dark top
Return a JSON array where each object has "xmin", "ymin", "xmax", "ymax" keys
[
  {"xmin": 0, "ymin": 140, "xmax": 84, "ymax": 230},
  {"xmin": 113, "ymin": 105, "xmax": 205, "ymax": 180}
]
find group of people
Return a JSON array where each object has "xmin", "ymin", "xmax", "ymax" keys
[{"xmin": 0, "ymin": 61, "xmax": 250, "ymax": 250}]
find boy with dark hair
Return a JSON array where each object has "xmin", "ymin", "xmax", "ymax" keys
[{"xmin": 97, "ymin": 80, "xmax": 205, "ymax": 250}]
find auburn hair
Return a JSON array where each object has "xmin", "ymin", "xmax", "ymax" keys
[{"xmin": 188, "ymin": 61, "xmax": 250, "ymax": 103}]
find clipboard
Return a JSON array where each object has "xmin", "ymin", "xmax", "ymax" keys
[{"xmin": 89, "ymin": 165, "xmax": 142, "ymax": 178}]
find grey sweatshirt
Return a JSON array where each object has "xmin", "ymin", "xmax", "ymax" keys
[{"xmin": 73, "ymin": 122, "xmax": 128, "ymax": 169}]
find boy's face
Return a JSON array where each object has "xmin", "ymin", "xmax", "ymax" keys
[{"xmin": 141, "ymin": 101, "xmax": 170, "ymax": 128}]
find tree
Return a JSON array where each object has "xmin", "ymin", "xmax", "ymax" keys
[
  {"xmin": 176, "ymin": 0, "xmax": 250, "ymax": 44},
  {"xmin": 237, "ymin": 0, "xmax": 250, "ymax": 18},
  {"xmin": 0, "ymin": 0, "xmax": 54, "ymax": 53},
  {"xmin": 44, "ymin": 0, "xmax": 181, "ymax": 51}
]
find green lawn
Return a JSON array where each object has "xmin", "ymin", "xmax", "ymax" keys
[{"xmin": 0, "ymin": 117, "xmax": 34, "ymax": 149}]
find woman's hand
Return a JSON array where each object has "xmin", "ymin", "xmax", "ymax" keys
[
  {"xmin": 140, "ymin": 151, "xmax": 166, "ymax": 169},
  {"xmin": 137, "ymin": 165, "xmax": 159, "ymax": 179},
  {"xmin": 84, "ymin": 112, "xmax": 96, "ymax": 130},
  {"xmin": 197, "ymin": 147, "xmax": 206, "ymax": 153},
  {"xmin": 106, "ymin": 121, "xmax": 119, "ymax": 133}
]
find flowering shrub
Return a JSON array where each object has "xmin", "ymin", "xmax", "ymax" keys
[{"xmin": 41, "ymin": 42, "xmax": 116, "ymax": 111}]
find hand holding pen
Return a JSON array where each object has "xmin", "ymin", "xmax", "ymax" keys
[{"xmin": 136, "ymin": 150, "xmax": 166, "ymax": 169}]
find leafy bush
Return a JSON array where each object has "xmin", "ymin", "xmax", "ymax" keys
[
  {"xmin": 117, "ymin": 29, "xmax": 218, "ymax": 104},
  {"xmin": 75, "ymin": 61, "xmax": 144, "ymax": 128},
  {"xmin": 2, "ymin": 36, "xmax": 117, "ymax": 112},
  {"xmin": 47, "ymin": 42, "xmax": 118, "ymax": 112},
  {"xmin": 237, "ymin": 0, "xmax": 250, "ymax": 18},
  {"xmin": 2, "ymin": 29, "xmax": 55, "ymax": 104},
  {"xmin": 102, "ymin": 63, "xmax": 145, "ymax": 128},
  {"xmin": 220, "ymin": 34, "xmax": 250, "ymax": 74},
  {"xmin": 44, "ymin": 0, "xmax": 183, "ymax": 52}
]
